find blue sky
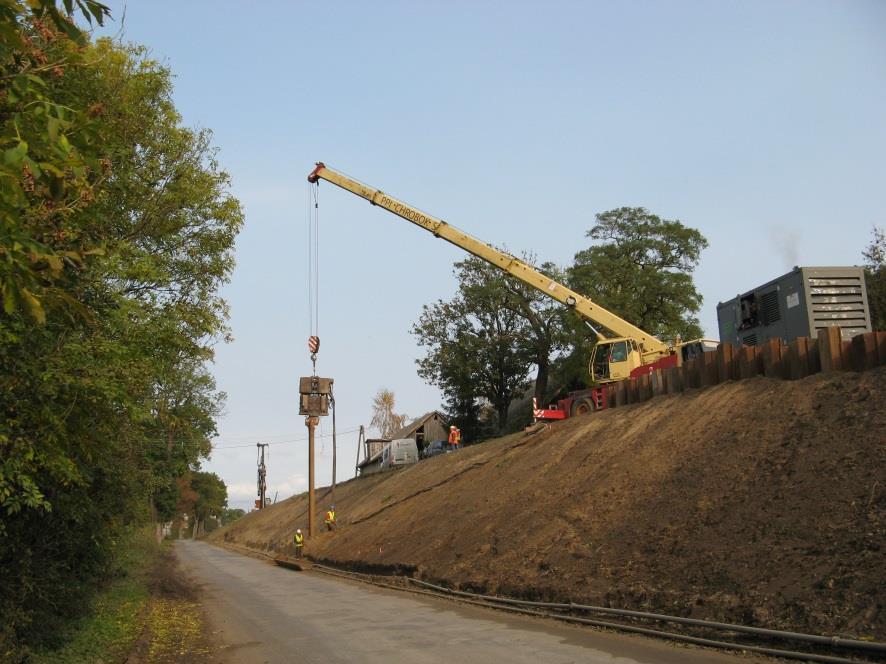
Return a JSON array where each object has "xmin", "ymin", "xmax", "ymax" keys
[{"xmin": 97, "ymin": 1, "xmax": 886, "ymax": 509}]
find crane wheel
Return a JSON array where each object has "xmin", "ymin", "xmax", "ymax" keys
[{"xmin": 570, "ymin": 397, "xmax": 597, "ymax": 417}]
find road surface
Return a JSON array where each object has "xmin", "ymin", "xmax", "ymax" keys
[{"xmin": 175, "ymin": 541, "xmax": 767, "ymax": 664}]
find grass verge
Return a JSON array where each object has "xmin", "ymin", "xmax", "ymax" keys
[
  {"xmin": 32, "ymin": 531, "xmax": 212, "ymax": 663},
  {"xmin": 30, "ymin": 527, "xmax": 159, "ymax": 664}
]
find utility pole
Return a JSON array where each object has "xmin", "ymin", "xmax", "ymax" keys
[
  {"xmin": 306, "ymin": 415, "xmax": 318, "ymax": 535},
  {"xmin": 256, "ymin": 443, "xmax": 269, "ymax": 510},
  {"xmin": 355, "ymin": 425, "xmax": 365, "ymax": 477},
  {"xmin": 330, "ymin": 385, "xmax": 337, "ymax": 501}
]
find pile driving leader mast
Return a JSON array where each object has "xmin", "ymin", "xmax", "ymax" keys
[{"xmin": 308, "ymin": 162, "xmax": 713, "ymax": 415}]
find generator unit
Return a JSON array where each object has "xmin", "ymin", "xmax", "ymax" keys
[{"xmin": 717, "ymin": 266, "xmax": 871, "ymax": 347}]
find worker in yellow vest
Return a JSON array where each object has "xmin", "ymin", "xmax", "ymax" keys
[
  {"xmin": 293, "ymin": 528, "xmax": 304, "ymax": 558},
  {"xmin": 325, "ymin": 505, "xmax": 336, "ymax": 531}
]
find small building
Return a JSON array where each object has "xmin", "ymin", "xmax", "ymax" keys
[
  {"xmin": 389, "ymin": 411, "xmax": 449, "ymax": 455},
  {"xmin": 356, "ymin": 411, "xmax": 449, "ymax": 477},
  {"xmin": 354, "ymin": 437, "xmax": 389, "ymax": 477},
  {"xmin": 356, "ymin": 445, "xmax": 386, "ymax": 476},
  {"xmin": 364, "ymin": 438, "xmax": 388, "ymax": 461}
]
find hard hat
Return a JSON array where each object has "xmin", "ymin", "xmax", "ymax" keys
[
  {"xmin": 450, "ymin": 425, "xmax": 456, "ymax": 429},
  {"xmin": 296, "ymin": 528, "xmax": 301, "ymax": 533}
]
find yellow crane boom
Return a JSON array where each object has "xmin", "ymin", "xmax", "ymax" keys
[{"xmin": 307, "ymin": 162, "xmax": 671, "ymax": 362}]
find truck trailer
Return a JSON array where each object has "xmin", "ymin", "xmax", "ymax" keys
[{"xmin": 717, "ymin": 266, "xmax": 871, "ymax": 347}]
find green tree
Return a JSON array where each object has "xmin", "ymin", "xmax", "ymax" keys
[
  {"xmin": 413, "ymin": 259, "xmax": 536, "ymax": 432},
  {"xmin": 569, "ymin": 207, "xmax": 708, "ymax": 342},
  {"xmin": 189, "ymin": 471, "xmax": 227, "ymax": 537},
  {"xmin": 863, "ymin": 226, "xmax": 885, "ymax": 331},
  {"xmin": 221, "ymin": 507, "xmax": 246, "ymax": 525},
  {"xmin": 0, "ymin": 16, "xmax": 242, "ymax": 654},
  {"xmin": 0, "ymin": 1, "xmax": 111, "ymax": 323},
  {"xmin": 440, "ymin": 386, "xmax": 491, "ymax": 445},
  {"xmin": 457, "ymin": 255, "xmax": 570, "ymax": 403}
]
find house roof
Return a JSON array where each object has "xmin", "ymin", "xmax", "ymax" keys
[
  {"xmin": 389, "ymin": 410, "xmax": 447, "ymax": 440},
  {"xmin": 357, "ymin": 452, "xmax": 383, "ymax": 470},
  {"xmin": 357, "ymin": 439, "xmax": 390, "ymax": 470},
  {"xmin": 356, "ymin": 413, "xmax": 447, "ymax": 470}
]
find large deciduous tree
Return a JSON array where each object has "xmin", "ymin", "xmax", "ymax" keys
[
  {"xmin": 412, "ymin": 258, "xmax": 536, "ymax": 433},
  {"xmin": 569, "ymin": 207, "xmax": 708, "ymax": 342},
  {"xmin": 457, "ymin": 255, "xmax": 570, "ymax": 403},
  {"xmin": 0, "ymin": 8, "xmax": 242, "ymax": 654}
]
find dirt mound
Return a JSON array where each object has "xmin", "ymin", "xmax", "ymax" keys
[{"xmin": 210, "ymin": 369, "xmax": 885, "ymax": 640}]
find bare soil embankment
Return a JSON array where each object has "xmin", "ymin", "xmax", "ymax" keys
[{"xmin": 210, "ymin": 368, "xmax": 885, "ymax": 640}]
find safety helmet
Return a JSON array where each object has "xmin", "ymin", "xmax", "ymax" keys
[
  {"xmin": 450, "ymin": 425, "xmax": 456, "ymax": 429},
  {"xmin": 330, "ymin": 505, "xmax": 335, "ymax": 509},
  {"xmin": 296, "ymin": 528, "xmax": 301, "ymax": 533}
]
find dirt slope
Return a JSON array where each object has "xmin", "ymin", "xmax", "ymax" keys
[{"xmin": 210, "ymin": 368, "xmax": 885, "ymax": 640}]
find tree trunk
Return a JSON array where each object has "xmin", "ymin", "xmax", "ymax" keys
[
  {"xmin": 150, "ymin": 501, "xmax": 162, "ymax": 544},
  {"xmin": 496, "ymin": 402, "xmax": 510, "ymax": 431},
  {"xmin": 534, "ymin": 356, "xmax": 550, "ymax": 402}
]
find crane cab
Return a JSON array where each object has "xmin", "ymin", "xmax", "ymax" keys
[
  {"xmin": 591, "ymin": 337, "xmax": 720, "ymax": 384},
  {"xmin": 590, "ymin": 338, "xmax": 643, "ymax": 383}
]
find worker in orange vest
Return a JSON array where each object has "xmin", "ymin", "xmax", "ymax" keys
[
  {"xmin": 448, "ymin": 425, "xmax": 460, "ymax": 450},
  {"xmin": 325, "ymin": 505, "xmax": 336, "ymax": 531}
]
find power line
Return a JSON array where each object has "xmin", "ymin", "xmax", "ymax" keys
[
  {"xmin": 212, "ymin": 431, "xmax": 312, "ymax": 442},
  {"xmin": 210, "ymin": 427, "xmax": 361, "ymax": 450},
  {"xmin": 94, "ymin": 426, "xmax": 363, "ymax": 452}
]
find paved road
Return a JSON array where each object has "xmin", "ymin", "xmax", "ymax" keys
[{"xmin": 175, "ymin": 541, "xmax": 767, "ymax": 664}]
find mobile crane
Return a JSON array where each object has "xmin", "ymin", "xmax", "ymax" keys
[{"xmin": 307, "ymin": 163, "xmax": 715, "ymax": 418}]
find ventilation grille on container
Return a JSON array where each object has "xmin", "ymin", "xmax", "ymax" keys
[
  {"xmin": 807, "ymin": 274, "xmax": 869, "ymax": 339},
  {"xmin": 761, "ymin": 290, "xmax": 781, "ymax": 325},
  {"xmin": 742, "ymin": 334, "xmax": 757, "ymax": 347}
]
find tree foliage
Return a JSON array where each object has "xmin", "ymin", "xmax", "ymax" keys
[
  {"xmin": 439, "ymin": 383, "xmax": 492, "ymax": 445},
  {"xmin": 569, "ymin": 207, "xmax": 708, "ymax": 342},
  {"xmin": 221, "ymin": 507, "xmax": 245, "ymax": 525},
  {"xmin": 0, "ymin": 1, "xmax": 110, "ymax": 323},
  {"xmin": 863, "ymin": 226, "xmax": 885, "ymax": 330},
  {"xmin": 188, "ymin": 471, "xmax": 227, "ymax": 536},
  {"xmin": 369, "ymin": 388, "xmax": 408, "ymax": 438},
  {"xmin": 458, "ymin": 255, "xmax": 570, "ymax": 402},
  {"xmin": 0, "ymin": 6, "xmax": 242, "ymax": 655},
  {"xmin": 412, "ymin": 257, "xmax": 537, "ymax": 432},
  {"xmin": 412, "ymin": 210, "xmax": 710, "ymax": 435}
]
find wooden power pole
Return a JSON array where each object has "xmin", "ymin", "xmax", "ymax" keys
[{"xmin": 256, "ymin": 443, "xmax": 269, "ymax": 510}]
